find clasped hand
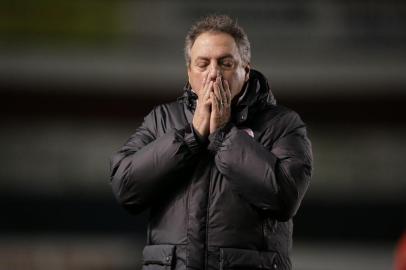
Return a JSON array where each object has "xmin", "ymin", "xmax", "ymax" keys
[{"xmin": 192, "ymin": 71, "xmax": 232, "ymax": 139}]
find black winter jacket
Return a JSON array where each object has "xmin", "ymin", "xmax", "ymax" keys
[{"xmin": 110, "ymin": 69, "xmax": 313, "ymax": 270}]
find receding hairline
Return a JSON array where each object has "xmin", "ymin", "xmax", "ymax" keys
[{"xmin": 191, "ymin": 31, "xmax": 239, "ymax": 50}]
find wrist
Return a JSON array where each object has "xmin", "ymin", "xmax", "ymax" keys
[{"xmin": 192, "ymin": 124, "xmax": 208, "ymax": 144}]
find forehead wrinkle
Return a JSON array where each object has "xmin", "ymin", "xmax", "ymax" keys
[{"xmin": 191, "ymin": 32, "xmax": 239, "ymax": 62}]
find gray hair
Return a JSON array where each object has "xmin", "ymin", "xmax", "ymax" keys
[{"xmin": 184, "ymin": 14, "xmax": 251, "ymax": 67}]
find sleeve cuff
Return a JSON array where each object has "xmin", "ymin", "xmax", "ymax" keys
[
  {"xmin": 207, "ymin": 122, "xmax": 234, "ymax": 154},
  {"xmin": 183, "ymin": 123, "xmax": 206, "ymax": 154},
  {"xmin": 191, "ymin": 124, "xmax": 209, "ymax": 145}
]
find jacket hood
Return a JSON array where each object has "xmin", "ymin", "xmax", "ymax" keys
[{"xmin": 178, "ymin": 69, "xmax": 276, "ymax": 114}]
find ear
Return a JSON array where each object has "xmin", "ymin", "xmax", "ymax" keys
[{"xmin": 244, "ymin": 64, "xmax": 251, "ymax": 82}]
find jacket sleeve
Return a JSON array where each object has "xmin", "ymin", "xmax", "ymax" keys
[
  {"xmin": 110, "ymin": 107, "xmax": 204, "ymax": 215},
  {"xmin": 208, "ymin": 110, "xmax": 313, "ymax": 221}
]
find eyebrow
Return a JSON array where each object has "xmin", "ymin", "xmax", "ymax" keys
[{"xmin": 195, "ymin": 54, "xmax": 235, "ymax": 61}]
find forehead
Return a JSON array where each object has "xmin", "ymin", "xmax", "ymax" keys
[{"xmin": 190, "ymin": 32, "xmax": 239, "ymax": 60}]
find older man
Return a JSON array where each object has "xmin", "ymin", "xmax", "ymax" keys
[{"xmin": 110, "ymin": 15, "xmax": 312, "ymax": 270}]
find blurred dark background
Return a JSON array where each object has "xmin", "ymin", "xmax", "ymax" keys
[{"xmin": 1, "ymin": 1, "xmax": 405, "ymax": 269}]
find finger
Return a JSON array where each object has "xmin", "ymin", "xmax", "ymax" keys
[
  {"xmin": 213, "ymin": 80, "xmax": 223, "ymax": 110},
  {"xmin": 223, "ymin": 79, "xmax": 231, "ymax": 105},
  {"xmin": 203, "ymin": 71, "xmax": 210, "ymax": 87},
  {"xmin": 209, "ymin": 92, "xmax": 215, "ymax": 112},
  {"xmin": 210, "ymin": 92, "xmax": 220, "ymax": 113},
  {"xmin": 219, "ymin": 75, "xmax": 228, "ymax": 106},
  {"xmin": 213, "ymin": 77, "xmax": 221, "ymax": 99},
  {"xmin": 204, "ymin": 81, "xmax": 213, "ymax": 101},
  {"xmin": 201, "ymin": 72, "xmax": 210, "ymax": 95}
]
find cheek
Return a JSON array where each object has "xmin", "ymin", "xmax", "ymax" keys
[
  {"xmin": 228, "ymin": 71, "xmax": 246, "ymax": 98},
  {"xmin": 189, "ymin": 71, "xmax": 201, "ymax": 91},
  {"xmin": 188, "ymin": 70, "xmax": 204, "ymax": 92}
]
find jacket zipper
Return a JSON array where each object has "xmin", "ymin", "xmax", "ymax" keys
[{"xmin": 204, "ymin": 160, "xmax": 214, "ymax": 270}]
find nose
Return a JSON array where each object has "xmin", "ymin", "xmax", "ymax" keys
[{"xmin": 207, "ymin": 64, "xmax": 221, "ymax": 82}]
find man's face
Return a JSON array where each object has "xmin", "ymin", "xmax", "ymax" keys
[{"xmin": 187, "ymin": 32, "xmax": 250, "ymax": 102}]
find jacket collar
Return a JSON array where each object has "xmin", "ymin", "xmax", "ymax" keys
[{"xmin": 177, "ymin": 69, "xmax": 276, "ymax": 124}]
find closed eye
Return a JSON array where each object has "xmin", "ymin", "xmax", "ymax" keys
[
  {"xmin": 220, "ymin": 60, "xmax": 234, "ymax": 69},
  {"xmin": 196, "ymin": 61, "xmax": 209, "ymax": 68}
]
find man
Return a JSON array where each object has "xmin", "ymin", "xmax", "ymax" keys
[{"xmin": 110, "ymin": 15, "xmax": 312, "ymax": 270}]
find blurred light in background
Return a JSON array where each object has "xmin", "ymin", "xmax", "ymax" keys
[{"xmin": 1, "ymin": 1, "xmax": 405, "ymax": 269}]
